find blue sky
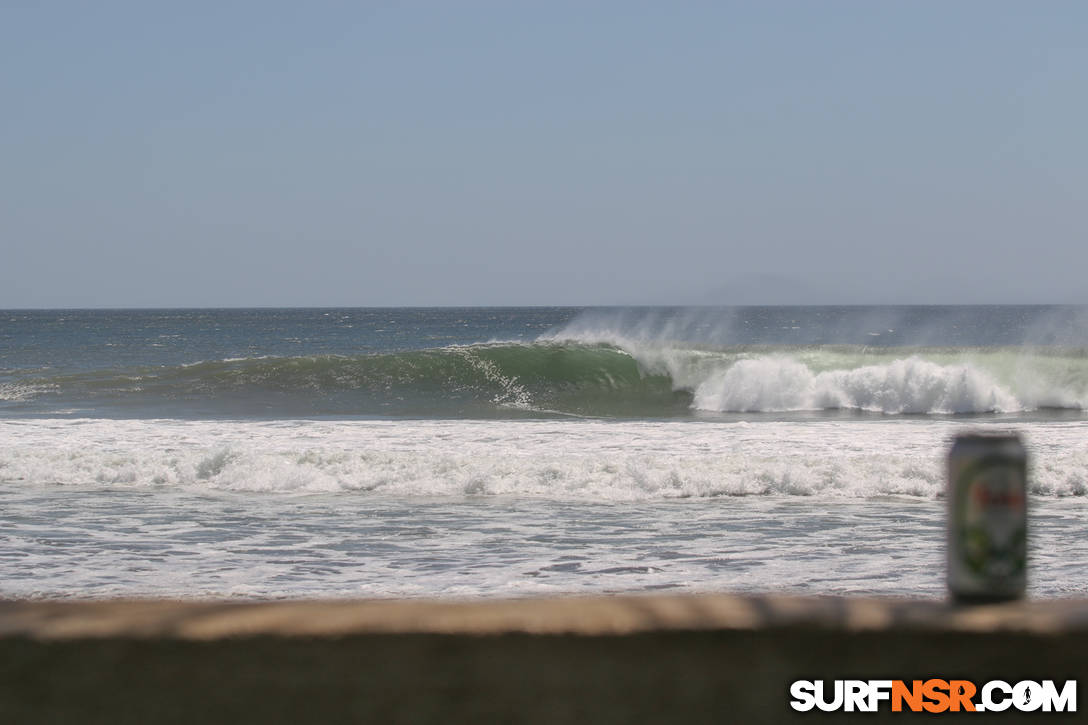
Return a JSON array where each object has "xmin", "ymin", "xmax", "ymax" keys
[{"xmin": 2, "ymin": 1, "xmax": 1086, "ymax": 307}]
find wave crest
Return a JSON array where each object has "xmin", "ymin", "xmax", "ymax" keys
[{"xmin": 692, "ymin": 356, "xmax": 1021, "ymax": 414}]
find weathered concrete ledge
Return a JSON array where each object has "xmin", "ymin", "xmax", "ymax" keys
[
  {"xmin": 3, "ymin": 592, "xmax": 1088, "ymax": 639},
  {"xmin": 3, "ymin": 595, "xmax": 1086, "ymax": 724}
]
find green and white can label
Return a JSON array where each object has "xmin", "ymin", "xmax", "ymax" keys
[{"xmin": 947, "ymin": 434, "xmax": 1027, "ymax": 601}]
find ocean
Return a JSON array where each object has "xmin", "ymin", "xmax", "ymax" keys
[{"xmin": 2, "ymin": 306, "xmax": 1087, "ymax": 599}]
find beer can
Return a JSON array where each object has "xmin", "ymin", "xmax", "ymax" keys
[{"xmin": 947, "ymin": 432, "xmax": 1027, "ymax": 602}]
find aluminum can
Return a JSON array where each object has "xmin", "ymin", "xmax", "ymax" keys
[{"xmin": 947, "ymin": 433, "xmax": 1027, "ymax": 602}]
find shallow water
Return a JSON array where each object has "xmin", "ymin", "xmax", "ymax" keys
[{"xmin": 2, "ymin": 417, "xmax": 1086, "ymax": 599}]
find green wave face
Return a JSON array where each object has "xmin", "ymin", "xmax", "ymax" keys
[
  {"xmin": 8, "ymin": 342, "xmax": 1088, "ymax": 418},
  {"xmin": 9, "ymin": 343, "xmax": 686, "ymax": 417}
]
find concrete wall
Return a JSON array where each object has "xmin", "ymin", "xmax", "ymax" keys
[{"xmin": 2, "ymin": 594, "xmax": 1085, "ymax": 723}]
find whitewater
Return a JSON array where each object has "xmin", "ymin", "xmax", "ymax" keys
[{"xmin": 2, "ymin": 307, "xmax": 1087, "ymax": 599}]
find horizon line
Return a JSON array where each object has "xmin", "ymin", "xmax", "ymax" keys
[{"xmin": 3, "ymin": 302, "xmax": 1087, "ymax": 312}]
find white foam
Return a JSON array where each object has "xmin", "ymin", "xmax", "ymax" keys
[
  {"xmin": 692, "ymin": 356, "xmax": 1021, "ymax": 414},
  {"xmin": 4, "ymin": 418, "xmax": 1088, "ymax": 600},
  {"xmin": 2, "ymin": 418, "xmax": 1086, "ymax": 499},
  {"xmin": 0, "ymin": 383, "xmax": 55, "ymax": 401}
]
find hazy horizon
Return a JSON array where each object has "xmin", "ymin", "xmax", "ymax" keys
[
  {"xmin": 4, "ymin": 2, "xmax": 1085, "ymax": 308},
  {"xmin": 5, "ymin": 302, "xmax": 1088, "ymax": 312}
]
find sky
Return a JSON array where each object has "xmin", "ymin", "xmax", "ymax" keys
[{"xmin": 1, "ymin": 1, "xmax": 1086, "ymax": 307}]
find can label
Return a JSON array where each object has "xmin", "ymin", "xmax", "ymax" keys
[{"xmin": 947, "ymin": 435, "xmax": 1027, "ymax": 600}]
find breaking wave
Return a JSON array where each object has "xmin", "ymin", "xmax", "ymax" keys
[{"xmin": 5, "ymin": 341, "xmax": 1088, "ymax": 418}]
